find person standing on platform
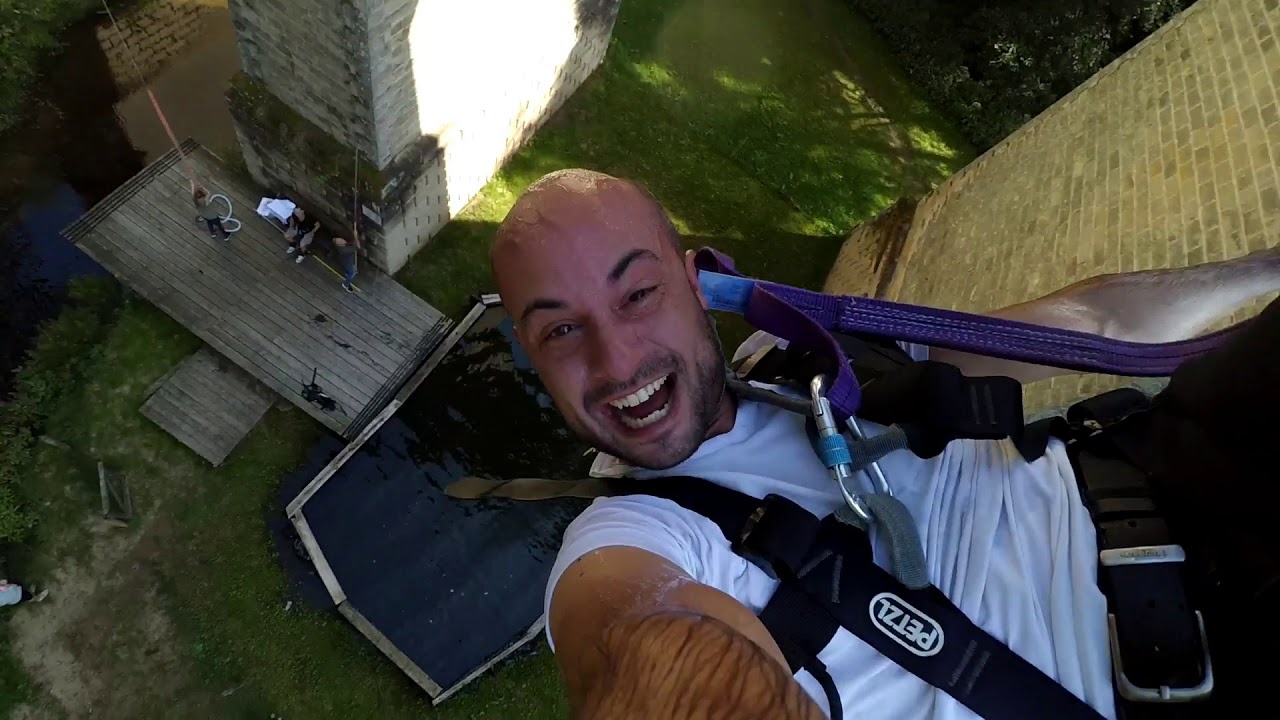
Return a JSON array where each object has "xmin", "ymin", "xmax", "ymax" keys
[
  {"xmin": 334, "ymin": 235, "xmax": 359, "ymax": 293},
  {"xmin": 193, "ymin": 188, "xmax": 230, "ymax": 241}
]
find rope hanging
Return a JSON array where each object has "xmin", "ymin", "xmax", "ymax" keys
[
  {"xmin": 352, "ymin": 150, "xmax": 361, "ymax": 273},
  {"xmin": 100, "ymin": 0, "xmax": 201, "ymax": 192}
]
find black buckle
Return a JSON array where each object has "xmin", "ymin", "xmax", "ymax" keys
[
  {"xmin": 1101, "ymin": 544, "xmax": 1214, "ymax": 703},
  {"xmin": 732, "ymin": 493, "xmax": 818, "ymax": 580}
]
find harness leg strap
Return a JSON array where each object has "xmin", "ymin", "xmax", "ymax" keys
[{"xmin": 1069, "ymin": 394, "xmax": 1214, "ymax": 706}]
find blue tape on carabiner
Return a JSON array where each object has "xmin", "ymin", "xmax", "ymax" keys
[
  {"xmin": 698, "ymin": 271, "xmax": 755, "ymax": 314},
  {"xmin": 817, "ymin": 433, "xmax": 852, "ymax": 469}
]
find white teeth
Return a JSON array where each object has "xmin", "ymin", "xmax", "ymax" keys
[
  {"xmin": 619, "ymin": 401, "xmax": 671, "ymax": 429},
  {"xmin": 608, "ymin": 374, "xmax": 668, "ymax": 409}
]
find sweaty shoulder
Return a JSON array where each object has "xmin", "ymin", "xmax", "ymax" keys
[{"xmin": 544, "ymin": 494, "xmax": 758, "ymax": 647}]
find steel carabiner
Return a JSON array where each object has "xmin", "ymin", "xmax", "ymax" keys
[{"xmin": 809, "ymin": 375, "xmax": 873, "ymax": 525}]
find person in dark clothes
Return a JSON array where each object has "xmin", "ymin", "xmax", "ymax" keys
[
  {"xmin": 334, "ymin": 235, "xmax": 359, "ymax": 293},
  {"xmin": 284, "ymin": 207, "xmax": 320, "ymax": 263},
  {"xmin": 193, "ymin": 188, "xmax": 229, "ymax": 240}
]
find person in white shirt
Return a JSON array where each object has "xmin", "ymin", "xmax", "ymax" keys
[{"xmin": 488, "ymin": 168, "xmax": 1280, "ymax": 720}]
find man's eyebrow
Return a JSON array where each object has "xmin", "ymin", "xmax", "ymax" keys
[
  {"xmin": 608, "ymin": 249, "xmax": 659, "ymax": 284},
  {"xmin": 520, "ymin": 298, "xmax": 566, "ymax": 324}
]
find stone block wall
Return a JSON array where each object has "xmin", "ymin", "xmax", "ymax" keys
[
  {"xmin": 372, "ymin": 3, "xmax": 617, "ymax": 271},
  {"xmin": 226, "ymin": 0, "xmax": 375, "ymax": 159},
  {"xmin": 827, "ymin": 0, "xmax": 1280, "ymax": 413},
  {"xmin": 231, "ymin": 119, "xmax": 355, "ymax": 234},
  {"xmin": 228, "ymin": 0, "xmax": 620, "ymax": 274},
  {"xmin": 98, "ymin": 0, "xmax": 221, "ymax": 94}
]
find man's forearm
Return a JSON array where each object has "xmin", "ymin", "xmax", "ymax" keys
[
  {"xmin": 932, "ymin": 247, "xmax": 1280, "ymax": 382},
  {"xmin": 572, "ymin": 611, "xmax": 826, "ymax": 720}
]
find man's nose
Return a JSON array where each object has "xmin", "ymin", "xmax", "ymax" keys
[{"xmin": 587, "ymin": 322, "xmax": 646, "ymax": 387}]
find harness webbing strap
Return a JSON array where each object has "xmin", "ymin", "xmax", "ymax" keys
[
  {"xmin": 616, "ymin": 476, "xmax": 1109, "ymax": 720},
  {"xmin": 694, "ymin": 247, "xmax": 1246, "ymax": 423}
]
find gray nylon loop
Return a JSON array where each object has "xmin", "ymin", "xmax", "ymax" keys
[
  {"xmin": 845, "ymin": 425, "xmax": 910, "ymax": 472},
  {"xmin": 834, "ymin": 494, "xmax": 929, "ymax": 590},
  {"xmin": 865, "ymin": 494, "xmax": 930, "ymax": 590}
]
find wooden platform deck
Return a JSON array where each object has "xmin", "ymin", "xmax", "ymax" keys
[
  {"xmin": 141, "ymin": 347, "xmax": 276, "ymax": 466},
  {"xmin": 64, "ymin": 140, "xmax": 452, "ymax": 438}
]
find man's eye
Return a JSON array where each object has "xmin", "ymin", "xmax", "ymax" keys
[
  {"xmin": 547, "ymin": 324, "xmax": 577, "ymax": 340},
  {"xmin": 628, "ymin": 286, "xmax": 657, "ymax": 304}
]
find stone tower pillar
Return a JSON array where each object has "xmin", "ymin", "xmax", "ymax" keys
[{"xmin": 226, "ymin": 0, "xmax": 620, "ymax": 272}]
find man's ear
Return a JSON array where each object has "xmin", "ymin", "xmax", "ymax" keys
[{"xmin": 684, "ymin": 250, "xmax": 709, "ymax": 311}]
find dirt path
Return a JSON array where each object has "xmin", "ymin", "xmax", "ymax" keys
[{"xmin": 8, "ymin": 486, "xmax": 228, "ymax": 718}]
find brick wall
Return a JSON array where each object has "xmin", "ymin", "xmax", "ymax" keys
[
  {"xmin": 826, "ymin": 0, "xmax": 1280, "ymax": 413},
  {"xmin": 97, "ymin": 0, "xmax": 221, "ymax": 93}
]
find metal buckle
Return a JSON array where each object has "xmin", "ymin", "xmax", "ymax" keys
[{"xmin": 1101, "ymin": 544, "xmax": 1214, "ymax": 703}]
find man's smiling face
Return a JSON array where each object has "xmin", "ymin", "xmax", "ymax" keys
[{"xmin": 490, "ymin": 170, "xmax": 732, "ymax": 470}]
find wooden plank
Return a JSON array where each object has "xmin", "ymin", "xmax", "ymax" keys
[
  {"xmin": 126, "ymin": 183, "xmax": 413, "ymax": 381},
  {"xmin": 169, "ymin": 351, "xmax": 269, "ymax": 421},
  {"xmin": 337, "ymin": 603, "xmax": 444, "ymax": 699},
  {"xmin": 143, "ymin": 385, "xmax": 245, "ymax": 467},
  {"xmin": 175, "ymin": 356, "xmax": 272, "ymax": 428},
  {"xmin": 72, "ymin": 146, "xmax": 450, "ymax": 438},
  {"xmin": 87, "ymin": 220, "xmax": 338, "ymax": 403},
  {"xmin": 84, "ymin": 227, "xmax": 351, "ymax": 434},
  {"xmin": 110, "ymin": 193, "xmax": 402, "ymax": 390},
  {"xmin": 148, "ymin": 384, "xmax": 234, "ymax": 455},
  {"xmin": 93, "ymin": 213, "xmax": 382, "ymax": 410},
  {"xmin": 390, "ymin": 302, "xmax": 483, "ymax": 407},
  {"xmin": 285, "ymin": 399, "xmax": 402, "ymax": 517},
  {"xmin": 173, "ymin": 178, "xmax": 445, "ymax": 372},
  {"xmin": 156, "ymin": 161, "xmax": 436, "ymax": 344},
  {"xmin": 179, "ymin": 156, "xmax": 444, "ymax": 338},
  {"xmin": 161, "ymin": 380, "xmax": 252, "ymax": 439},
  {"xmin": 136, "ymin": 170, "xmax": 422, "ymax": 359},
  {"xmin": 121, "ymin": 174, "xmax": 392, "ymax": 354},
  {"xmin": 141, "ymin": 391, "xmax": 226, "ymax": 463},
  {"xmin": 433, "ymin": 617, "xmax": 545, "ymax": 704},
  {"xmin": 292, "ymin": 513, "xmax": 347, "ymax": 605}
]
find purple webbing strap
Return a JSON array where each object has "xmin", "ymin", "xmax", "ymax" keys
[
  {"xmin": 695, "ymin": 248, "xmax": 862, "ymax": 412},
  {"xmin": 763, "ymin": 282, "xmax": 1242, "ymax": 376},
  {"xmin": 695, "ymin": 247, "xmax": 1246, "ymax": 420}
]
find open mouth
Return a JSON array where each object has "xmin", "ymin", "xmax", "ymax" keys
[{"xmin": 607, "ymin": 373, "xmax": 675, "ymax": 431}]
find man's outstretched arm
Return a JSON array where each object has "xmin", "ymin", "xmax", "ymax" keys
[
  {"xmin": 930, "ymin": 247, "xmax": 1280, "ymax": 382},
  {"xmin": 550, "ymin": 546, "xmax": 826, "ymax": 720}
]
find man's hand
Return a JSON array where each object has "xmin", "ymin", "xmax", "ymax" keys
[{"xmin": 550, "ymin": 546, "xmax": 826, "ymax": 720}]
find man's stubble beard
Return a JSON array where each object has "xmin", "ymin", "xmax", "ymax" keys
[{"xmin": 570, "ymin": 311, "xmax": 727, "ymax": 471}]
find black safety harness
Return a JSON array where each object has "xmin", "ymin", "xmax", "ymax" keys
[{"xmin": 611, "ymin": 332, "xmax": 1215, "ymax": 720}]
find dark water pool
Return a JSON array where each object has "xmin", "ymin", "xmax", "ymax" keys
[
  {"xmin": 0, "ymin": 8, "xmax": 239, "ymax": 397},
  {"xmin": 275, "ymin": 304, "xmax": 592, "ymax": 696}
]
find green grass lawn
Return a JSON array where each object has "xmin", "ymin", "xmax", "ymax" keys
[{"xmin": 2, "ymin": 0, "xmax": 971, "ymax": 717}]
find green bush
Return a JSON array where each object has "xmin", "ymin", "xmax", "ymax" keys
[
  {"xmin": 0, "ymin": 0, "xmax": 108, "ymax": 133},
  {"xmin": 0, "ymin": 277, "xmax": 121, "ymax": 543},
  {"xmin": 848, "ymin": 0, "xmax": 1196, "ymax": 150}
]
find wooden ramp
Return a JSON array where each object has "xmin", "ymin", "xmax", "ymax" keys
[
  {"xmin": 141, "ymin": 347, "xmax": 275, "ymax": 466},
  {"xmin": 64, "ymin": 140, "xmax": 452, "ymax": 438}
]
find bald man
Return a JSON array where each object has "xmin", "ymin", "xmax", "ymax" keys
[{"xmin": 490, "ymin": 169, "xmax": 1280, "ymax": 720}]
